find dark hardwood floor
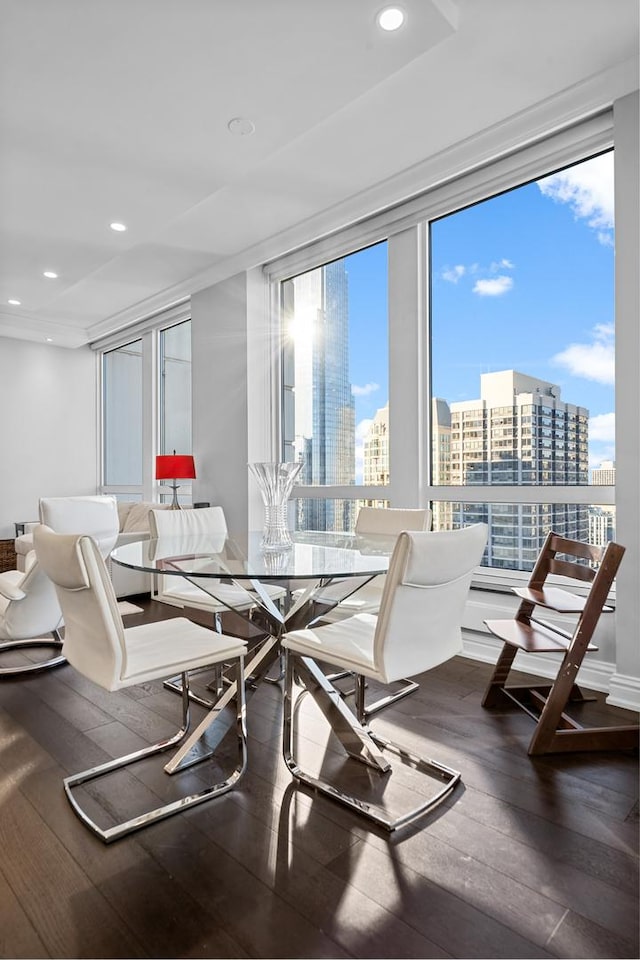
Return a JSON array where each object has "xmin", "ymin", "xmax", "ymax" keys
[{"xmin": 0, "ymin": 596, "xmax": 637, "ymax": 960}]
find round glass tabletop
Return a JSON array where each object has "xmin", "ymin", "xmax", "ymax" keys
[{"xmin": 111, "ymin": 529, "xmax": 395, "ymax": 581}]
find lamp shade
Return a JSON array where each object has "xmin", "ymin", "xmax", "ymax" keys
[{"xmin": 155, "ymin": 454, "xmax": 196, "ymax": 480}]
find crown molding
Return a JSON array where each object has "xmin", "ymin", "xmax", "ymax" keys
[{"xmin": 67, "ymin": 55, "xmax": 640, "ymax": 347}]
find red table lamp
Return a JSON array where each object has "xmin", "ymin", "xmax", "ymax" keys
[{"xmin": 155, "ymin": 451, "xmax": 196, "ymax": 509}]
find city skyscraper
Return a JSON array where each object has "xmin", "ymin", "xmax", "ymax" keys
[
  {"xmin": 432, "ymin": 370, "xmax": 590, "ymax": 570},
  {"xmin": 590, "ymin": 460, "xmax": 616, "ymax": 547},
  {"xmin": 285, "ymin": 260, "xmax": 355, "ymax": 532},
  {"xmin": 363, "ymin": 403, "xmax": 389, "ymax": 485}
]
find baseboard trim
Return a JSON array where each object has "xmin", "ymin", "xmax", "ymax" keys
[{"xmin": 607, "ymin": 672, "xmax": 640, "ymax": 712}]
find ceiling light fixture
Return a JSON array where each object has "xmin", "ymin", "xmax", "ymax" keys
[
  {"xmin": 110, "ymin": 222, "xmax": 127, "ymax": 232},
  {"xmin": 45, "ymin": 337, "xmax": 53, "ymax": 343},
  {"xmin": 43, "ymin": 270, "xmax": 58, "ymax": 279},
  {"xmin": 377, "ymin": 6, "xmax": 405, "ymax": 31},
  {"xmin": 8, "ymin": 298, "xmax": 21, "ymax": 305},
  {"xmin": 227, "ymin": 117, "xmax": 255, "ymax": 136}
]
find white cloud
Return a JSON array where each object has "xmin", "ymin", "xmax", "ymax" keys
[
  {"xmin": 589, "ymin": 412, "xmax": 615, "ymax": 442},
  {"xmin": 351, "ymin": 381, "xmax": 379, "ymax": 397},
  {"xmin": 356, "ymin": 418, "xmax": 374, "ymax": 440},
  {"xmin": 442, "ymin": 264, "xmax": 465, "ymax": 283},
  {"xmin": 490, "ymin": 258, "xmax": 514, "ymax": 271},
  {"xmin": 552, "ymin": 323, "xmax": 614, "ymax": 385},
  {"xmin": 537, "ymin": 152, "xmax": 614, "ymax": 244},
  {"xmin": 473, "ymin": 275, "xmax": 513, "ymax": 296}
]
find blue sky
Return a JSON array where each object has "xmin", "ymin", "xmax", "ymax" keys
[{"xmin": 346, "ymin": 151, "xmax": 615, "ymax": 475}]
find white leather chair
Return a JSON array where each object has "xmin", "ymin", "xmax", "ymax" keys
[
  {"xmin": 0, "ymin": 550, "xmax": 64, "ymax": 676},
  {"xmin": 315, "ymin": 506, "xmax": 432, "ymax": 720},
  {"xmin": 34, "ymin": 524, "xmax": 248, "ymax": 844},
  {"xmin": 149, "ymin": 506, "xmax": 285, "ymax": 628},
  {"xmin": 39, "ymin": 495, "xmax": 120, "ymax": 559},
  {"xmin": 317, "ymin": 506, "xmax": 432, "ymax": 620},
  {"xmin": 281, "ymin": 523, "xmax": 488, "ymax": 831},
  {"xmin": 150, "ymin": 505, "xmax": 287, "ymax": 708}
]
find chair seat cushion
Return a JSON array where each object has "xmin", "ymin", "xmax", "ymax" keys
[
  {"xmin": 282, "ymin": 613, "xmax": 381, "ymax": 681},
  {"xmin": 118, "ymin": 617, "xmax": 246, "ymax": 688}
]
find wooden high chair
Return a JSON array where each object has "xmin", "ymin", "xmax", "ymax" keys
[{"xmin": 482, "ymin": 532, "xmax": 638, "ymax": 755}]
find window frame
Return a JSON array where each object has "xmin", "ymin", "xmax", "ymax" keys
[
  {"xmin": 266, "ymin": 111, "xmax": 617, "ymax": 587},
  {"xmin": 94, "ymin": 303, "xmax": 191, "ymax": 503}
]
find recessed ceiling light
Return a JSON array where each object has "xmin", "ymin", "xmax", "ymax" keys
[
  {"xmin": 8, "ymin": 298, "xmax": 21, "ymax": 305},
  {"xmin": 45, "ymin": 337, "xmax": 53, "ymax": 343},
  {"xmin": 227, "ymin": 117, "xmax": 255, "ymax": 136},
  {"xmin": 43, "ymin": 270, "xmax": 58, "ymax": 279},
  {"xmin": 377, "ymin": 6, "xmax": 405, "ymax": 31},
  {"xmin": 110, "ymin": 222, "xmax": 127, "ymax": 232}
]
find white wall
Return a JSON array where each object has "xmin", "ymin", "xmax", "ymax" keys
[
  {"xmin": 610, "ymin": 89, "xmax": 640, "ymax": 709},
  {"xmin": 191, "ymin": 274, "xmax": 249, "ymax": 533},
  {"xmin": 0, "ymin": 337, "xmax": 98, "ymax": 538}
]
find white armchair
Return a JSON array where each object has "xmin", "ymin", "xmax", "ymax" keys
[
  {"xmin": 15, "ymin": 498, "xmax": 171, "ymax": 598},
  {"xmin": 0, "ymin": 550, "xmax": 64, "ymax": 676},
  {"xmin": 39, "ymin": 495, "xmax": 120, "ymax": 556}
]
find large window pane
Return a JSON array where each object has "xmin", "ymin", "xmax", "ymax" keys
[
  {"xmin": 159, "ymin": 320, "xmax": 192, "ymax": 505},
  {"xmin": 103, "ymin": 340, "xmax": 142, "ymax": 485},
  {"xmin": 439, "ymin": 502, "xmax": 615, "ymax": 572},
  {"xmin": 430, "ymin": 151, "xmax": 615, "ymax": 568},
  {"xmin": 282, "ymin": 242, "xmax": 388, "ymax": 531},
  {"xmin": 160, "ymin": 320, "xmax": 192, "ymax": 456}
]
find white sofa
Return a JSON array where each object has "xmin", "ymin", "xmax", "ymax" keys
[{"xmin": 15, "ymin": 500, "xmax": 171, "ymax": 598}]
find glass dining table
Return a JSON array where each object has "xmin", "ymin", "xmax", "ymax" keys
[{"xmin": 111, "ymin": 528, "xmax": 396, "ymax": 774}]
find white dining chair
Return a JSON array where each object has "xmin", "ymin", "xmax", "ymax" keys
[
  {"xmin": 314, "ymin": 505, "xmax": 432, "ymax": 721},
  {"xmin": 149, "ymin": 505, "xmax": 287, "ymax": 708},
  {"xmin": 34, "ymin": 524, "xmax": 248, "ymax": 843},
  {"xmin": 281, "ymin": 523, "xmax": 487, "ymax": 831},
  {"xmin": 316, "ymin": 506, "xmax": 432, "ymax": 620},
  {"xmin": 149, "ymin": 506, "xmax": 285, "ymax": 627}
]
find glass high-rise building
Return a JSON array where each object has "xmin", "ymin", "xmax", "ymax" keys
[{"xmin": 288, "ymin": 260, "xmax": 355, "ymax": 532}]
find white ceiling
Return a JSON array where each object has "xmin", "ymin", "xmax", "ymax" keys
[{"xmin": 1, "ymin": 0, "xmax": 638, "ymax": 348}]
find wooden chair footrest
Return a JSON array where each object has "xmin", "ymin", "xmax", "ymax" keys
[{"xmin": 485, "ymin": 618, "xmax": 597, "ymax": 653}]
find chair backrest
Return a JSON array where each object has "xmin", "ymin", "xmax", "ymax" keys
[
  {"xmin": 33, "ymin": 525, "xmax": 125, "ymax": 690},
  {"xmin": 355, "ymin": 506, "xmax": 432, "ymax": 536},
  {"xmin": 0, "ymin": 554, "xmax": 62, "ymax": 641},
  {"xmin": 148, "ymin": 505, "xmax": 228, "ymax": 539},
  {"xmin": 516, "ymin": 531, "xmax": 625, "ymax": 651},
  {"xmin": 39, "ymin": 496, "xmax": 119, "ymax": 559},
  {"xmin": 374, "ymin": 524, "xmax": 488, "ymax": 683}
]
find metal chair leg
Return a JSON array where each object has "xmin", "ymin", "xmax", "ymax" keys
[
  {"xmin": 64, "ymin": 660, "xmax": 247, "ymax": 843},
  {"xmin": 282, "ymin": 652, "xmax": 460, "ymax": 831},
  {"xmin": 330, "ymin": 669, "xmax": 419, "ymax": 723}
]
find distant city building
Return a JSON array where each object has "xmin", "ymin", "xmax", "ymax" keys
[
  {"xmin": 589, "ymin": 461, "xmax": 616, "ymax": 548},
  {"xmin": 588, "ymin": 506, "xmax": 615, "ymax": 547},
  {"xmin": 431, "ymin": 370, "xmax": 590, "ymax": 570},
  {"xmin": 592, "ymin": 460, "xmax": 616, "ymax": 485},
  {"xmin": 287, "ymin": 261, "xmax": 355, "ymax": 532},
  {"xmin": 363, "ymin": 404, "xmax": 389, "ymax": 485}
]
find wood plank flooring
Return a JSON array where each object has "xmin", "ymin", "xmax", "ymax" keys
[{"xmin": 0, "ymin": 596, "xmax": 637, "ymax": 959}]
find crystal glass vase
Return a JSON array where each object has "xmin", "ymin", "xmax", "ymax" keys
[{"xmin": 249, "ymin": 461, "xmax": 303, "ymax": 551}]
